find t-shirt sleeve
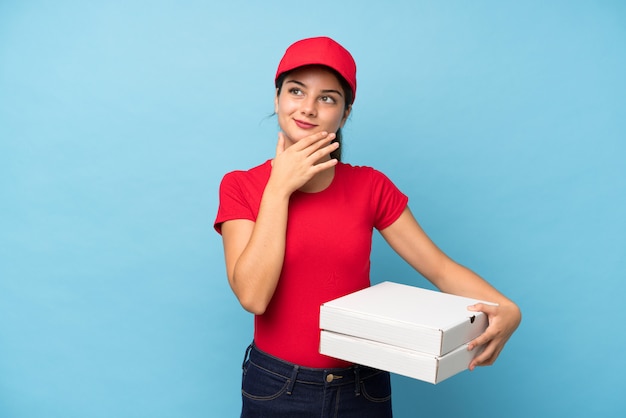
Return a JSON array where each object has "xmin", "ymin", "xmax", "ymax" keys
[
  {"xmin": 371, "ymin": 169, "xmax": 409, "ymax": 230},
  {"xmin": 213, "ymin": 172, "xmax": 256, "ymax": 234}
]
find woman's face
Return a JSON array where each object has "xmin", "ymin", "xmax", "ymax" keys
[{"xmin": 275, "ymin": 66, "xmax": 351, "ymax": 148}]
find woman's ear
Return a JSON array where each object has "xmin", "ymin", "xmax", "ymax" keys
[
  {"xmin": 340, "ymin": 104, "xmax": 352, "ymax": 128},
  {"xmin": 274, "ymin": 89, "xmax": 279, "ymax": 114}
]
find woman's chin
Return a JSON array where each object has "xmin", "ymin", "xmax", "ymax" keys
[
  {"xmin": 281, "ymin": 132, "xmax": 306, "ymax": 145},
  {"xmin": 282, "ymin": 129, "xmax": 324, "ymax": 145}
]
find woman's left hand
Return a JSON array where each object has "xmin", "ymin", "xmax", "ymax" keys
[{"xmin": 466, "ymin": 301, "xmax": 522, "ymax": 370}]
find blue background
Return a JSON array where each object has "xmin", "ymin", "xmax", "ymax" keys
[{"xmin": 1, "ymin": 1, "xmax": 624, "ymax": 417}]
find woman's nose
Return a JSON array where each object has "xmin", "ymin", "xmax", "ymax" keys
[{"xmin": 300, "ymin": 97, "xmax": 317, "ymax": 116}]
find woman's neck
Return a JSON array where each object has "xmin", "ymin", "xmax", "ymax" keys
[{"xmin": 298, "ymin": 165, "xmax": 336, "ymax": 193}]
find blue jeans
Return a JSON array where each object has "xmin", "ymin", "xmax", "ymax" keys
[{"xmin": 240, "ymin": 343, "xmax": 393, "ymax": 418}]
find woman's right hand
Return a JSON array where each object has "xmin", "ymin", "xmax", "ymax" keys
[
  {"xmin": 222, "ymin": 131, "xmax": 338, "ymax": 314},
  {"xmin": 268, "ymin": 131, "xmax": 339, "ymax": 195}
]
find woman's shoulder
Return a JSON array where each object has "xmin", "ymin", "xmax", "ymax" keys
[
  {"xmin": 336, "ymin": 162, "xmax": 404, "ymax": 195},
  {"xmin": 221, "ymin": 159, "xmax": 271, "ymax": 183},
  {"xmin": 223, "ymin": 159, "xmax": 271, "ymax": 177},
  {"xmin": 337, "ymin": 162, "xmax": 388, "ymax": 180},
  {"xmin": 218, "ymin": 160, "xmax": 272, "ymax": 197}
]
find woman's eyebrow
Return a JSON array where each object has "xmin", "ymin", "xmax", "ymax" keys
[
  {"xmin": 285, "ymin": 79, "xmax": 306, "ymax": 88},
  {"xmin": 321, "ymin": 88, "xmax": 343, "ymax": 97},
  {"xmin": 285, "ymin": 79, "xmax": 343, "ymax": 97}
]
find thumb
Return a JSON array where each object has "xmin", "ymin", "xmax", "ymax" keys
[{"xmin": 275, "ymin": 132, "xmax": 286, "ymax": 156}]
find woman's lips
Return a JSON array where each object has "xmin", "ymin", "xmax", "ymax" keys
[{"xmin": 294, "ymin": 119, "xmax": 317, "ymax": 129}]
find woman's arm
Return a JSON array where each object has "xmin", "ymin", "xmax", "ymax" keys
[
  {"xmin": 221, "ymin": 194, "xmax": 288, "ymax": 315},
  {"xmin": 221, "ymin": 131, "xmax": 339, "ymax": 315},
  {"xmin": 379, "ymin": 206, "xmax": 521, "ymax": 369}
]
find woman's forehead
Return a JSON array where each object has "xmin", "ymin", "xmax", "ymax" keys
[{"xmin": 283, "ymin": 66, "xmax": 343, "ymax": 88}]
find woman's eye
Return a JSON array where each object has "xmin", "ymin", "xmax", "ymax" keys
[
  {"xmin": 320, "ymin": 96, "xmax": 336, "ymax": 104},
  {"xmin": 289, "ymin": 88, "xmax": 303, "ymax": 95}
]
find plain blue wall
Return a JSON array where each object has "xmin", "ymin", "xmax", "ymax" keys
[{"xmin": 1, "ymin": 1, "xmax": 624, "ymax": 417}]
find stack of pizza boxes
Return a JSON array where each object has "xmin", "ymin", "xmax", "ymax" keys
[{"xmin": 319, "ymin": 281, "xmax": 492, "ymax": 384}]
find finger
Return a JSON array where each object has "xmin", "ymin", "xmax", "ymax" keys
[
  {"xmin": 469, "ymin": 343, "xmax": 503, "ymax": 370},
  {"xmin": 469, "ymin": 345, "xmax": 489, "ymax": 370},
  {"xmin": 292, "ymin": 131, "xmax": 334, "ymax": 151},
  {"xmin": 276, "ymin": 131, "xmax": 285, "ymax": 155},
  {"xmin": 311, "ymin": 157, "xmax": 339, "ymax": 173},
  {"xmin": 307, "ymin": 133, "xmax": 337, "ymax": 158},
  {"xmin": 276, "ymin": 132, "xmax": 286, "ymax": 156},
  {"xmin": 306, "ymin": 140, "xmax": 340, "ymax": 163},
  {"xmin": 467, "ymin": 326, "xmax": 497, "ymax": 351},
  {"xmin": 467, "ymin": 302, "xmax": 499, "ymax": 315}
]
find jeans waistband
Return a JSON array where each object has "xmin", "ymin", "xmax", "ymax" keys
[{"xmin": 244, "ymin": 343, "xmax": 383, "ymax": 391}]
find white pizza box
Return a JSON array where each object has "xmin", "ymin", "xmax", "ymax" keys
[
  {"xmin": 319, "ymin": 281, "xmax": 493, "ymax": 356},
  {"xmin": 320, "ymin": 330, "xmax": 484, "ymax": 384}
]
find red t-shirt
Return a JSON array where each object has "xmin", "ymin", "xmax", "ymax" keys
[{"xmin": 214, "ymin": 160, "xmax": 408, "ymax": 367}]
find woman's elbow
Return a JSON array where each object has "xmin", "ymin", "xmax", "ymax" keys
[
  {"xmin": 232, "ymin": 282, "xmax": 270, "ymax": 315},
  {"xmin": 238, "ymin": 295, "xmax": 268, "ymax": 315}
]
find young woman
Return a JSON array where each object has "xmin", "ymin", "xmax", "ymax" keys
[{"xmin": 214, "ymin": 36, "xmax": 521, "ymax": 418}]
